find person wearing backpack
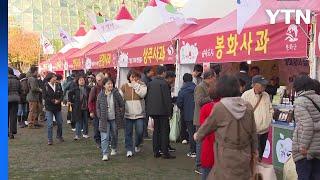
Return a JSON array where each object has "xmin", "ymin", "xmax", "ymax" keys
[
  {"xmin": 194, "ymin": 75, "xmax": 258, "ymax": 180},
  {"xmin": 292, "ymin": 75, "xmax": 320, "ymax": 180}
]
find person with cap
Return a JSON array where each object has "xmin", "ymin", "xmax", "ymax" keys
[
  {"xmin": 43, "ymin": 73, "xmax": 64, "ymax": 145},
  {"xmin": 193, "ymin": 69, "xmax": 217, "ymax": 175},
  {"xmin": 241, "ymin": 75, "xmax": 274, "ymax": 159}
]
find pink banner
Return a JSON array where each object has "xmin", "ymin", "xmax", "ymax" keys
[
  {"xmin": 120, "ymin": 42, "xmax": 176, "ymax": 67},
  {"xmin": 180, "ymin": 23, "xmax": 308, "ymax": 64},
  {"xmin": 316, "ymin": 16, "xmax": 320, "ymax": 57},
  {"xmin": 84, "ymin": 52, "xmax": 117, "ymax": 70}
]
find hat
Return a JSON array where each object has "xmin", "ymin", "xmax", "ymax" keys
[
  {"xmin": 252, "ymin": 75, "xmax": 268, "ymax": 85},
  {"xmin": 88, "ymin": 74, "xmax": 95, "ymax": 79},
  {"xmin": 203, "ymin": 69, "xmax": 216, "ymax": 79}
]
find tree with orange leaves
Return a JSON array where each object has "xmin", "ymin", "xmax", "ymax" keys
[{"xmin": 8, "ymin": 27, "xmax": 40, "ymax": 71}]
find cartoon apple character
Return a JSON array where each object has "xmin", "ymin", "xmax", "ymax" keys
[
  {"xmin": 85, "ymin": 58, "xmax": 92, "ymax": 70},
  {"xmin": 118, "ymin": 52, "xmax": 129, "ymax": 67},
  {"xmin": 180, "ymin": 41, "xmax": 198, "ymax": 64},
  {"xmin": 276, "ymin": 133, "xmax": 292, "ymax": 163}
]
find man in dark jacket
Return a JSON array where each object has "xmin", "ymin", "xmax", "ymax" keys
[
  {"xmin": 177, "ymin": 73, "xmax": 196, "ymax": 158},
  {"xmin": 43, "ymin": 73, "xmax": 64, "ymax": 145},
  {"xmin": 26, "ymin": 66, "xmax": 42, "ymax": 129},
  {"xmin": 8, "ymin": 67, "xmax": 21, "ymax": 139},
  {"xmin": 237, "ymin": 62, "xmax": 251, "ymax": 91},
  {"xmin": 18, "ymin": 73, "xmax": 28, "ymax": 128},
  {"xmin": 141, "ymin": 66, "xmax": 154, "ymax": 139},
  {"xmin": 146, "ymin": 66, "xmax": 175, "ymax": 159}
]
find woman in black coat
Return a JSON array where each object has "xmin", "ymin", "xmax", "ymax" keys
[
  {"xmin": 43, "ymin": 73, "xmax": 64, "ymax": 145},
  {"xmin": 8, "ymin": 67, "xmax": 21, "ymax": 139},
  {"xmin": 68, "ymin": 76, "xmax": 91, "ymax": 140}
]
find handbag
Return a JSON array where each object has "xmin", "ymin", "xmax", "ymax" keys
[
  {"xmin": 283, "ymin": 155, "xmax": 298, "ymax": 180},
  {"xmin": 169, "ymin": 107, "xmax": 181, "ymax": 142},
  {"xmin": 255, "ymin": 162, "xmax": 277, "ymax": 180}
]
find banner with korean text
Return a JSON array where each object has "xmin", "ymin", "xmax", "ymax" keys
[
  {"xmin": 119, "ymin": 42, "xmax": 176, "ymax": 67},
  {"xmin": 180, "ymin": 23, "xmax": 308, "ymax": 64}
]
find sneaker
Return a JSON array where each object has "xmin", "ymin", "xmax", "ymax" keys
[
  {"xmin": 48, "ymin": 140, "xmax": 53, "ymax": 145},
  {"xmin": 135, "ymin": 146, "xmax": 141, "ymax": 153},
  {"xmin": 71, "ymin": 128, "xmax": 76, "ymax": 132},
  {"xmin": 74, "ymin": 136, "xmax": 80, "ymax": 140},
  {"xmin": 24, "ymin": 121, "xmax": 29, "ymax": 125},
  {"xmin": 57, "ymin": 137, "xmax": 65, "ymax": 143},
  {"xmin": 187, "ymin": 152, "xmax": 196, "ymax": 158},
  {"xmin": 168, "ymin": 146, "xmax": 176, "ymax": 152},
  {"xmin": 34, "ymin": 123, "xmax": 44, "ymax": 128},
  {"xmin": 126, "ymin": 151, "xmax": 133, "ymax": 158},
  {"xmin": 67, "ymin": 120, "xmax": 71, "ymax": 124},
  {"xmin": 102, "ymin": 155, "xmax": 109, "ymax": 161},
  {"xmin": 82, "ymin": 134, "xmax": 90, "ymax": 139},
  {"xmin": 162, "ymin": 154, "xmax": 176, "ymax": 159},
  {"xmin": 182, "ymin": 140, "xmax": 188, "ymax": 144},
  {"xmin": 194, "ymin": 167, "xmax": 202, "ymax": 175},
  {"xmin": 110, "ymin": 149, "xmax": 117, "ymax": 156},
  {"xmin": 9, "ymin": 134, "xmax": 14, "ymax": 139},
  {"xmin": 81, "ymin": 129, "xmax": 83, "ymax": 132},
  {"xmin": 96, "ymin": 142, "xmax": 102, "ymax": 149}
]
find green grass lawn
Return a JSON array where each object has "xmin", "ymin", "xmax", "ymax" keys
[{"xmin": 9, "ymin": 115, "xmax": 199, "ymax": 180}]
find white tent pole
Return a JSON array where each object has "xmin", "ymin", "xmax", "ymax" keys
[
  {"xmin": 309, "ymin": 15, "xmax": 317, "ymax": 79},
  {"xmin": 173, "ymin": 39, "xmax": 180, "ymax": 97}
]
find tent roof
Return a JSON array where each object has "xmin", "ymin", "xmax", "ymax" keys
[
  {"xmin": 125, "ymin": 0, "xmax": 171, "ymax": 34},
  {"xmin": 181, "ymin": 0, "xmax": 236, "ymax": 19},
  {"xmin": 147, "ymin": 0, "xmax": 170, "ymax": 7},
  {"xmin": 74, "ymin": 23, "xmax": 87, "ymax": 36},
  {"xmin": 66, "ymin": 42, "xmax": 103, "ymax": 60},
  {"xmin": 60, "ymin": 48, "xmax": 79, "ymax": 60},
  {"xmin": 115, "ymin": 3, "xmax": 134, "ymax": 20},
  {"xmin": 87, "ymin": 33, "xmax": 145, "ymax": 56},
  {"xmin": 123, "ymin": 18, "xmax": 217, "ymax": 49},
  {"xmin": 186, "ymin": 0, "xmax": 320, "ymax": 38}
]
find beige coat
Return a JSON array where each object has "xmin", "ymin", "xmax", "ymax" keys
[
  {"xmin": 241, "ymin": 89, "xmax": 274, "ymax": 134},
  {"xmin": 197, "ymin": 97, "xmax": 258, "ymax": 180}
]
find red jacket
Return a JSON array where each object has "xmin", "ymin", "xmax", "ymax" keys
[
  {"xmin": 199, "ymin": 99, "xmax": 220, "ymax": 168},
  {"xmin": 88, "ymin": 85, "xmax": 103, "ymax": 115}
]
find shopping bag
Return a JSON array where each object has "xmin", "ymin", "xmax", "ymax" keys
[
  {"xmin": 283, "ymin": 155, "xmax": 298, "ymax": 180},
  {"xmin": 169, "ymin": 109, "xmax": 180, "ymax": 142},
  {"xmin": 148, "ymin": 117, "xmax": 154, "ymax": 131},
  {"xmin": 256, "ymin": 162, "xmax": 277, "ymax": 180}
]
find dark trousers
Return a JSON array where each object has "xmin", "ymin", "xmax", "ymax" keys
[
  {"xmin": 296, "ymin": 158, "xmax": 320, "ymax": 180},
  {"xmin": 258, "ymin": 132, "xmax": 269, "ymax": 159},
  {"xmin": 143, "ymin": 116, "xmax": 149, "ymax": 137},
  {"xmin": 8, "ymin": 102, "xmax": 18, "ymax": 136},
  {"xmin": 186, "ymin": 121, "xmax": 196, "ymax": 153},
  {"xmin": 152, "ymin": 115, "xmax": 170, "ymax": 155},
  {"xmin": 180, "ymin": 112, "xmax": 188, "ymax": 141},
  {"xmin": 93, "ymin": 116, "xmax": 101, "ymax": 144}
]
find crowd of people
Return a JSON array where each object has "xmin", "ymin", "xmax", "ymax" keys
[{"xmin": 8, "ymin": 62, "xmax": 320, "ymax": 180}]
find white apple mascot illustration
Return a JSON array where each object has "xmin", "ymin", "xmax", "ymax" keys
[
  {"xmin": 118, "ymin": 52, "xmax": 129, "ymax": 67},
  {"xmin": 180, "ymin": 41, "xmax": 198, "ymax": 64},
  {"xmin": 85, "ymin": 58, "xmax": 92, "ymax": 70},
  {"xmin": 276, "ymin": 133, "xmax": 292, "ymax": 163}
]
